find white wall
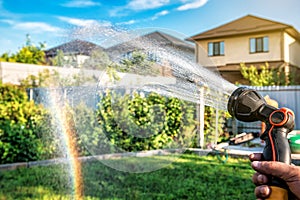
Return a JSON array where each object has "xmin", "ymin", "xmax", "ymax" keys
[
  {"xmin": 0, "ymin": 62, "xmax": 100, "ymax": 85},
  {"xmin": 0, "ymin": 62, "xmax": 176, "ymax": 87},
  {"xmin": 283, "ymin": 32, "xmax": 295, "ymax": 63},
  {"xmin": 285, "ymin": 32, "xmax": 300, "ymax": 67}
]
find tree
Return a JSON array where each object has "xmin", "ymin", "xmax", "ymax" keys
[
  {"xmin": 106, "ymin": 63, "xmax": 121, "ymax": 84},
  {"xmin": 49, "ymin": 50, "xmax": 80, "ymax": 68},
  {"xmin": 82, "ymin": 49, "xmax": 111, "ymax": 70},
  {"xmin": 0, "ymin": 52, "xmax": 15, "ymax": 62},
  {"xmin": 119, "ymin": 51, "xmax": 159, "ymax": 76},
  {"xmin": 20, "ymin": 69, "xmax": 60, "ymax": 88},
  {"xmin": 49, "ymin": 50, "xmax": 67, "ymax": 67},
  {"xmin": 0, "ymin": 34, "xmax": 46, "ymax": 65},
  {"xmin": 20, "ymin": 68, "xmax": 98, "ymax": 88},
  {"xmin": 240, "ymin": 63, "xmax": 293, "ymax": 86}
]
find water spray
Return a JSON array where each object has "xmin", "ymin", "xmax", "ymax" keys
[{"xmin": 228, "ymin": 87, "xmax": 294, "ymax": 200}]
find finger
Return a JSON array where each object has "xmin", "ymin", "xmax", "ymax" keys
[
  {"xmin": 251, "ymin": 161, "xmax": 290, "ymax": 180},
  {"xmin": 254, "ymin": 185, "xmax": 271, "ymax": 199},
  {"xmin": 252, "ymin": 172, "xmax": 269, "ymax": 185},
  {"xmin": 249, "ymin": 153, "xmax": 263, "ymax": 161}
]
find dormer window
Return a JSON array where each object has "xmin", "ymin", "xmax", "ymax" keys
[
  {"xmin": 250, "ymin": 36, "xmax": 269, "ymax": 53},
  {"xmin": 208, "ymin": 41, "xmax": 224, "ymax": 56}
]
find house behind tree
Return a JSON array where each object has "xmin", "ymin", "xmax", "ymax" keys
[
  {"xmin": 188, "ymin": 15, "xmax": 300, "ymax": 84},
  {"xmin": 45, "ymin": 39, "xmax": 104, "ymax": 68},
  {"xmin": 106, "ymin": 31, "xmax": 195, "ymax": 76}
]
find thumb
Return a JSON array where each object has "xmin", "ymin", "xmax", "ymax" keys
[{"xmin": 251, "ymin": 161, "xmax": 290, "ymax": 181}]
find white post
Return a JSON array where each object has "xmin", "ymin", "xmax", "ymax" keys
[
  {"xmin": 197, "ymin": 87, "xmax": 205, "ymax": 149},
  {"xmin": 29, "ymin": 88, "xmax": 33, "ymax": 101},
  {"xmin": 64, "ymin": 88, "xmax": 67, "ymax": 105}
]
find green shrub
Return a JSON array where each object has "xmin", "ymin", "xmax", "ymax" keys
[
  {"xmin": 97, "ymin": 90, "xmax": 197, "ymax": 152},
  {"xmin": 71, "ymin": 102, "xmax": 113, "ymax": 156},
  {"xmin": 0, "ymin": 83, "xmax": 50, "ymax": 163},
  {"xmin": 0, "ymin": 81, "xmax": 228, "ymax": 164},
  {"xmin": 204, "ymin": 106, "xmax": 229, "ymax": 146}
]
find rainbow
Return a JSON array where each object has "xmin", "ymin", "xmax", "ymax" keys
[{"xmin": 48, "ymin": 89, "xmax": 83, "ymax": 199}]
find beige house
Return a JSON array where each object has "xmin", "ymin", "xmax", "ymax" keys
[{"xmin": 188, "ymin": 15, "xmax": 300, "ymax": 84}]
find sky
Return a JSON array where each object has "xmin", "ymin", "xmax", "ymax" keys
[{"xmin": 0, "ymin": 0, "xmax": 300, "ymax": 54}]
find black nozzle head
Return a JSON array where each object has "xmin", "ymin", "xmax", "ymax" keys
[
  {"xmin": 227, "ymin": 87, "xmax": 267, "ymax": 122},
  {"xmin": 227, "ymin": 87, "xmax": 248, "ymax": 117}
]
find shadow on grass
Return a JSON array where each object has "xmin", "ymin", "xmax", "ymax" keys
[{"xmin": 0, "ymin": 153, "xmax": 255, "ymax": 200}]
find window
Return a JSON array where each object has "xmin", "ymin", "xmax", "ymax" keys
[
  {"xmin": 208, "ymin": 41, "xmax": 224, "ymax": 56},
  {"xmin": 250, "ymin": 36, "xmax": 269, "ymax": 53}
]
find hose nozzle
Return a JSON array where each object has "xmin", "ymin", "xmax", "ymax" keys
[{"xmin": 227, "ymin": 87, "xmax": 276, "ymax": 122}]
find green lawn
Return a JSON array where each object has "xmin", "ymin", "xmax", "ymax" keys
[{"xmin": 0, "ymin": 153, "xmax": 255, "ymax": 200}]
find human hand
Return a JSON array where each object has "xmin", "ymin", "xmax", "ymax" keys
[{"xmin": 249, "ymin": 153, "xmax": 300, "ymax": 200}]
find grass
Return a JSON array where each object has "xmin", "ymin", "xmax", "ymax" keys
[{"xmin": 0, "ymin": 153, "xmax": 256, "ymax": 200}]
